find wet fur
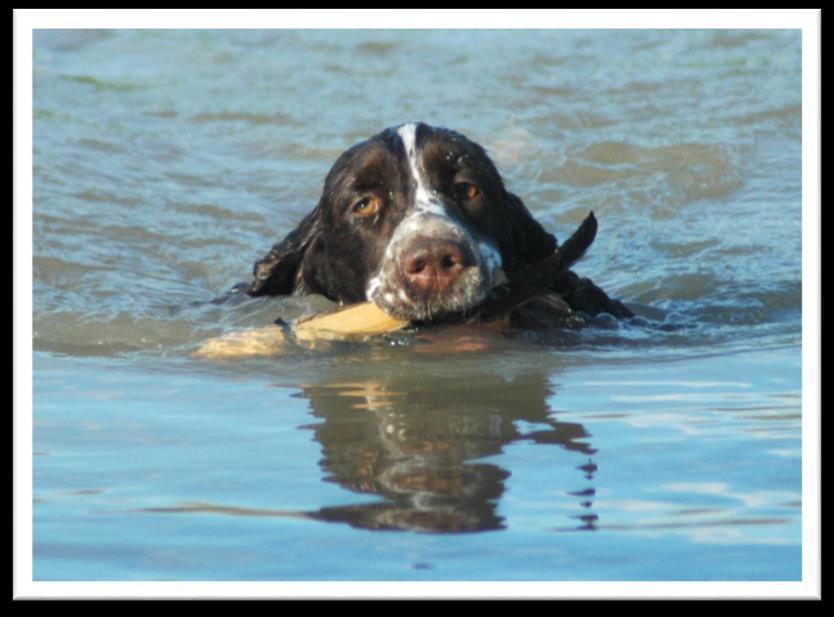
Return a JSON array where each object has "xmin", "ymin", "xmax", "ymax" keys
[{"xmin": 247, "ymin": 123, "xmax": 631, "ymax": 325}]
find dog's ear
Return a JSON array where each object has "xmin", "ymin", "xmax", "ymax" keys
[
  {"xmin": 248, "ymin": 206, "xmax": 321, "ymax": 297},
  {"xmin": 503, "ymin": 192, "xmax": 558, "ymax": 270}
]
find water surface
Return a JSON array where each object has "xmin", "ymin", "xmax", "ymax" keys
[{"xmin": 30, "ymin": 28, "xmax": 803, "ymax": 583}]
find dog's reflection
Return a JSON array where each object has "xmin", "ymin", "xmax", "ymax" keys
[{"xmin": 300, "ymin": 368, "xmax": 598, "ymax": 533}]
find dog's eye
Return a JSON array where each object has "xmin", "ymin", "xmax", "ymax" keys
[
  {"xmin": 351, "ymin": 195, "xmax": 381, "ymax": 218},
  {"xmin": 455, "ymin": 182, "xmax": 480, "ymax": 202}
]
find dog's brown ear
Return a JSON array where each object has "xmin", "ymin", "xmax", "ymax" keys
[
  {"xmin": 248, "ymin": 206, "xmax": 321, "ymax": 297},
  {"xmin": 503, "ymin": 192, "xmax": 558, "ymax": 270}
]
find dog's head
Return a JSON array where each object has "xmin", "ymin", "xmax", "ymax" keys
[{"xmin": 249, "ymin": 122, "xmax": 557, "ymax": 322}]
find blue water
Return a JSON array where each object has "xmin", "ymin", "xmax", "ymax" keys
[
  {"xmin": 33, "ymin": 348, "xmax": 801, "ymax": 581},
  {"xmin": 26, "ymin": 27, "xmax": 805, "ymax": 584}
]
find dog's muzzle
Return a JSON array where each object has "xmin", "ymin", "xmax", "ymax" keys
[{"xmin": 366, "ymin": 210, "xmax": 502, "ymax": 322}]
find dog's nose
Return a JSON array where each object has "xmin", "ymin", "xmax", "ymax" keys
[{"xmin": 403, "ymin": 238, "xmax": 471, "ymax": 295}]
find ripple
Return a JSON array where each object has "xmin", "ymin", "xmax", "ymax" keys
[
  {"xmin": 58, "ymin": 74, "xmax": 141, "ymax": 92},
  {"xmin": 188, "ymin": 111, "xmax": 297, "ymax": 126}
]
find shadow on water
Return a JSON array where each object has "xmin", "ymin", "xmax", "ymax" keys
[
  {"xmin": 299, "ymin": 368, "xmax": 598, "ymax": 534},
  {"xmin": 132, "ymin": 302, "xmax": 753, "ymax": 536},
  {"xmin": 142, "ymin": 357, "xmax": 601, "ymax": 535}
]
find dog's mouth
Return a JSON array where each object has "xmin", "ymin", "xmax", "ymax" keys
[
  {"xmin": 369, "ymin": 273, "xmax": 491, "ymax": 323},
  {"xmin": 367, "ymin": 210, "xmax": 602, "ymax": 325}
]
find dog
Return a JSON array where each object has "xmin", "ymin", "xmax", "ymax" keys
[{"xmin": 246, "ymin": 122, "xmax": 631, "ymax": 326}]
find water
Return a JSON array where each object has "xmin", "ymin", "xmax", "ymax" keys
[{"xmin": 27, "ymin": 29, "xmax": 804, "ymax": 584}]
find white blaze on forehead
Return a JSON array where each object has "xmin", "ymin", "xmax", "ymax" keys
[
  {"xmin": 396, "ymin": 123, "xmax": 445, "ymax": 216},
  {"xmin": 397, "ymin": 123, "xmax": 419, "ymax": 175}
]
